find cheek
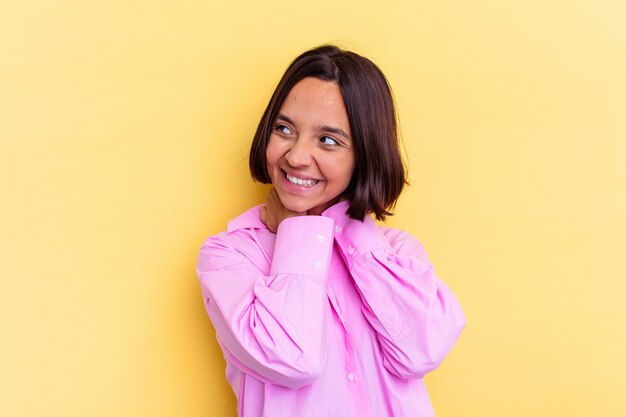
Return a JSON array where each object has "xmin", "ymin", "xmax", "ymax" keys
[
  {"xmin": 336, "ymin": 158, "xmax": 356, "ymax": 188},
  {"xmin": 265, "ymin": 140, "xmax": 280, "ymax": 180},
  {"xmin": 265, "ymin": 136, "xmax": 294, "ymax": 182},
  {"xmin": 265, "ymin": 160, "xmax": 277, "ymax": 184}
]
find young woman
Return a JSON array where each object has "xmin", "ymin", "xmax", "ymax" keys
[{"xmin": 196, "ymin": 45, "xmax": 465, "ymax": 417}]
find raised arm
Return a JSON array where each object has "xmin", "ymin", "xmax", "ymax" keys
[
  {"xmin": 332, "ymin": 215, "xmax": 466, "ymax": 379},
  {"xmin": 196, "ymin": 216, "xmax": 333, "ymax": 389}
]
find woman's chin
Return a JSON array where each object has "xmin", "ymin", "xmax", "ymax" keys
[
  {"xmin": 278, "ymin": 195, "xmax": 319, "ymax": 214},
  {"xmin": 281, "ymin": 200, "xmax": 314, "ymax": 214},
  {"xmin": 282, "ymin": 199, "xmax": 338, "ymax": 216},
  {"xmin": 277, "ymin": 192, "xmax": 342, "ymax": 215}
]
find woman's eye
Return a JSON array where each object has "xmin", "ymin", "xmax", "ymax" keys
[
  {"xmin": 274, "ymin": 124, "xmax": 292, "ymax": 135},
  {"xmin": 320, "ymin": 136, "xmax": 338, "ymax": 146}
]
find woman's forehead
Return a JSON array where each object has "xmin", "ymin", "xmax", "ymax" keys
[{"xmin": 278, "ymin": 78, "xmax": 350, "ymax": 133}]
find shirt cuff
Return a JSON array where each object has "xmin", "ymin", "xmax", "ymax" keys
[
  {"xmin": 330, "ymin": 216, "xmax": 393, "ymax": 268},
  {"xmin": 270, "ymin": 216, "xmax": 335, "ymax": 278}
]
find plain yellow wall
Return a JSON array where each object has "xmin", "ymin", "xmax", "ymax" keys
[{"xmin": 1, "ymin": 1, "xmax": 625, "ymax": 416}]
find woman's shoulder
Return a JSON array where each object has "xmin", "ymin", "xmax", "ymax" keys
[
  {"xmin": 378, "ymin": 224, "xmax": 431, "ymax": 264},
  {"xmin": 199, "ymin": 205, "xmax": 268, "ymax": 251},
  {"xmin": 378, "ymin": 225, "xmax": 419, "ymax": 245},
  {"xmin": 198, "ymin": 205, "xmax": 272, "ymax": 271}
]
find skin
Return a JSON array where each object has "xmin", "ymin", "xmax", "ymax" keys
[
  {"xmin": 260, "ymin": 77, "xmax": 356, "ymax": 233},
  {"xmin": 259, "ymin": 188, "xmax": 302, "ymax": 234}
]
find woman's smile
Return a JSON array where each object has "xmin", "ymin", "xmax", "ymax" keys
[
  {"xmin": 265, "ymin": 77, "xmax": 355, "ymax": 214},
  {"xmin": 284, "ymin": 170, "xmax": 320, "ymax": 187}
]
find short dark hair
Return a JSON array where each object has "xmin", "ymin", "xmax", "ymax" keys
[{"xmin": 249, "ymin": 45, "xmax": 407, "ymax": 221}]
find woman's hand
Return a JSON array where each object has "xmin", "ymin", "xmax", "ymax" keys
[{"xmin": 260, "ymin": 188, "xmax": 306, "ymax": 233}]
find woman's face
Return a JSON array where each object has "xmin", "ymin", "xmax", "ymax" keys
[{"xmin": 266, "ymin": 77, "xmax": 356, "ymax": 215}]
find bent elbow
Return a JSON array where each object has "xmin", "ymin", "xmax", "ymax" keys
[
  {"xmin": 382, "ymin": 353, "xmax": 441, "ymax": 379},
  {"xmin": 277, "ymin": 354, "xmax": 324, "ymax": 389},
  {"xmin": 280, "ymin": 369, "xmax": 321, "ymax": 390},
  {"xmin": 382, "ymin": 319, "xmax": 466, "ymax": 380}
]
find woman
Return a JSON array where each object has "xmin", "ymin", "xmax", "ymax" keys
[{"xmin": 196, "ymin": 45, "xmax": 465, "ymax": 417}]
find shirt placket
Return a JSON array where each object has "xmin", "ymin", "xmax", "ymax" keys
[{"xmin": 327, "ymin": 244, "xmax": 375, "ymax": 417}]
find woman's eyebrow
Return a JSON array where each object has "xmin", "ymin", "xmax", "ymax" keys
[
  {"xmin": 276, "ymin": 113, "xmax": 295, "ymax": 125},
  {"xmin": 276, "ymin": 113, "xmax": 351, "ymax": 141},
  {"xmin": 320, "ymin": 125, "xmax": 351, "ymax": 140}
]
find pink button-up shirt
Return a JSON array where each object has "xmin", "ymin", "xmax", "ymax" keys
[{"xmin": 196, "ymin": 201, "xmax": 465, "ymax": 417}]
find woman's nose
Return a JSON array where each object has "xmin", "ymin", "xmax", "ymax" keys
[{"xmin": 285, "ymin": 138, "xmax": 313, "ymax": 167}]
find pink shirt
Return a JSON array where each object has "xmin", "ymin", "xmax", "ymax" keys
[{"xmin": 196, "ymin": 201, "xmax": 465, "ymax": 417}]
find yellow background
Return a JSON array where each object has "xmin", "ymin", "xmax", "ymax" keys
[{"xmin": 1, "ymin": 1, "xmax": 624, "ymax": 416}]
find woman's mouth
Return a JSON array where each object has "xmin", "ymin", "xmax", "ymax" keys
[{"xmin": 284, "ymin": 172, "xmax": 320, "ymax": 187}]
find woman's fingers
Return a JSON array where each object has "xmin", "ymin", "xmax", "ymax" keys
[{"xmin": 262, "ymin": 187, "xmax": 306, "ymax": 233}]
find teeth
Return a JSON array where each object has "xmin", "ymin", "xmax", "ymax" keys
[{"xmin": 286, "ymin": 173, "xmax": 318, "ymax": 187}]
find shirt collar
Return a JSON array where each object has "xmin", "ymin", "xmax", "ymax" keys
[
  {"xmin": 321, "ymin": 200, "xmax": 351, "ymax": 225},
  {"xmin": 226, "ymin": 200, "xmax": 353, "ymax": 233},
  {"xmin": 226, "ymin": 205, "xmax": 266, "ymax": 233}
]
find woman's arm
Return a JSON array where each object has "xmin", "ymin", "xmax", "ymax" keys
[
  {"xmin": 196, "ymin": 215, "xmax": 334, "ymax": 389},
  {"xmin": 331, "ymin": 215, "xmax": 466, "ymax": 379}
]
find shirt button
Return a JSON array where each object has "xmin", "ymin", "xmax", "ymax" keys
[
  {"xmin": 348, "ymin": 246, "xmax": 355, "ymax": 255},
  {"xmin": 316, "ymin": 235, "xmax": 325, "ymax": 243},
  {"xmin": 346, "ymin": 372, "xmax": 355, "ymax": 382},
  {"xmin": 335, "ymin": 226, "xmax": 342, "ymax": 233},
  {"xmin": 313, "ymin": 261, "xmax": 322, "ymax": 270}
]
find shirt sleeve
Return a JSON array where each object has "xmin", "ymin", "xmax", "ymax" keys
[
  {"xmin": 196, "ymin": 215, "xmax": 334, "ymax": 389},
  {"xmin": 332, "ymin": 216, "xmax": 466, "ymax": 379}
]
